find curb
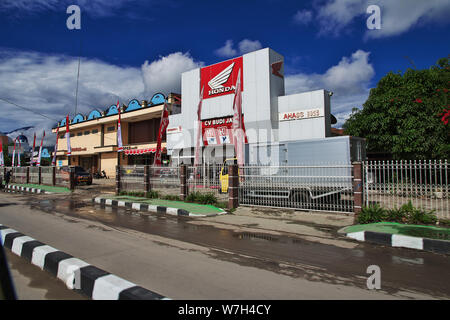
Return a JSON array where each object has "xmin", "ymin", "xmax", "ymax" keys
[
  {"xmin": 3, "ymin": 184, "xmax": 53, "ymax": 194},
  {"xmin": 343, "ymin": 229, "xmax": 450, "ymax": 255},
  {"xmin": 0, "ymin": 224, "xmax": 170, "ymax": 300},
  {"xmin": 93, "ymin": 196, "xmax": 227, "ymax": 217}
]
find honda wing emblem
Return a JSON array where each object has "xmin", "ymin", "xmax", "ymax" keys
[{"xmin": 208, "ymin": 62, "xmax": 235, "ymax": 90}]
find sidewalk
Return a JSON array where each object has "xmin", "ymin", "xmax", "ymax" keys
[
  {"xmin": 94, "ymin": 194, "xmax": 226, "ymax": 217},
  {"xmin": 340, "ymin": 222, "xmax": 450, "ymax": 255}
]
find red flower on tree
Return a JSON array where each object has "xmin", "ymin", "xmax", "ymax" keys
[
  {"xmin": 415, "ymin": 98, "xmax": 423, "ymax": 103},
  {"xmin": 440, "ymin": 108, "xmax": 450, "ymax": 125}
]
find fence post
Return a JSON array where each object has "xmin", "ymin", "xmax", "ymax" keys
[
  {"xmin": 38, "ymin": 166, "xmax": 42, "ymax": 185},
  {"xmin": 116, "ymin": 165, "xmax": 121, "ymax": 195},
  {"xmin": 180, "ymin": 164, "xmax": 187, "ymax": 200},
  {"xmin": 69, "ymin": 167, "xmax": 75, "ymax": 191},
  {"xmin": 228, "ymin": 164, "xmax": 239, "ymax": 210},
  {"xmin": 144, "ymin": 165, "xmax": 150, "ymax": 193},
  {"xmin": 52, "ymin": 166, "xmax": 56, "ymax": 186},
  {"xmin": 353, "ymin": 161, "xmax": 363, "ymax": 221},
  {"xmin": 26, "ymin": 166, "xmax": 30, "ymax": 184}
]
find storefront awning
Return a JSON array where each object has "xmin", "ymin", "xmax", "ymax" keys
[{"xmin": 124, "ymin": 148, "xmax": 156, "ymax": 155}]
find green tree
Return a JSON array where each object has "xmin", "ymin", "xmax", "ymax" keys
[{"xmin": 343, "ymin": 57, "xmax": 450, "ymax": 160}]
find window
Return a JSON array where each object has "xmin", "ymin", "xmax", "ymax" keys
[
  {"xmin": 107, "ymin": 126, "xmax": 115, "ymax": 132},
  {"xmin": 77, "ymin": 132, "xmax": 82, "ymax": 136},
  {"xmin": 84, "ymin": 131, "xmax": 90, "ymax": 135},
  {"xmin": 92, "ymin": 129, "xmax": 98, "ymax": 134}
]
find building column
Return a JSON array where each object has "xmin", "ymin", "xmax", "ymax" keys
[
  {"xmin": 180, "ymin": 164, "xmax": 188, "ymax": 200},
  {"xmin": 228, "ymin": 164, "xmax": 239, "ymax": 210},
  {"xmin": 353, "ymin": 161, "xmax": 363, "ymax": 221}
]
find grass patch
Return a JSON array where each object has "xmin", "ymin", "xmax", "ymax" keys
[
  {"xmin": 9, "ymin": 183, "xmax": 71, "ymax": 193},
  {"xmin": 357, "ymin": 201, "xmax": 445, "ymax": 227}
]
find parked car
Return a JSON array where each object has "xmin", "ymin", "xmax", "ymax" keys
[{"xmin": 60, "ymin": 166, "xmax": 92, "ymax": 185}]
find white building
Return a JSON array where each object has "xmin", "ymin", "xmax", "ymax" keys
[{"xmin": 167, "ymin": 47, "xmax": 333, "ymax": 165}]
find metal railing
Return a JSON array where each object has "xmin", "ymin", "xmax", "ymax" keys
[
  {"xmin": 364, "ymin": 160, "xmax": 449, "ymax": 219},
  {"xmin": 239, "ymin": 163, "xmax": 354, "ymax": 213},
  {"xmin": 120, "ymin": 165, "xmax": 145, "ymax": 192},
  {"xmin": 41, "ymin": 167, "xmax": 53, "ymax": 185},
  {"xmin": 13, "ymin": 167, "xmax": 27, "ymax": 184},
  {"xmin": 55, "ymin": 167, "xmax": 70, "ymax": 188},
  {"xmin": 29, "ymin": 167, "xmax": 39, "ymax": 184},
  {"xmin": 187, "ymin": 164, "xmax": 227, "ymax": 201}
]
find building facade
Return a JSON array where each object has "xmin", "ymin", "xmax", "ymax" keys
[
  {"xmin": 52, "ymin": 93, "xmax": 179, "ymax": 178},
  {"xmin": 166, "ymin": 47, "xmax": 333, "ymax": 165}
]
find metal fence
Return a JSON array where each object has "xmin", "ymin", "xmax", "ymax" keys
[
  {"xmin": 13, "ymin": 167, "xmax": 27, "ymax": 184},
  {"xmin": 364, "ymin": 160, "xmax": 449, "ymax": 219},
  {"xmin": 41, "ymin": 167, "xmax": 53, "ymax": 185},
  {"xmin": 120, "ymin": 165, "xmax": 145, "ymax": 192},
  {"xmin": 29, "ymin": 167, "xmax": 39, "ymax": 184},
  {"xmin": 55, "ymin": 167, "xmax": 70, "ymax": 188},
  {"xmin": 239, "ymin": 164, "xmax": 354, "ymax": 213},
  {"xmin": 150, "ymin": 166, "xmax": 180, "ymax": 197},
  {"xmin": 187, "ymin": 164, "xmax": 227, "ymax": 201}
]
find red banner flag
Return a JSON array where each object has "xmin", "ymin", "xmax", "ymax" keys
[
  {"xmin": 153, "ymin": 102, "xmax": 169, "ymax": 166},
  {"xmin": 66, "ymin": 115, "xmax": 71, "ymax": 156},
  {"xmin": 17, "ymin": 139, "xmax": 21, "ymax": 167},
  {"xmin": 12, "ymin": 138, "xmax": 16, "ymax": 167},
  {"xmin": 0, "ymin": 138, "xmax": 3, "ymax": 167},
  {"xmin": 117, "ymin": 101, "xmax": 123, "ymax": 152},
  {"xmin": 31, "ymin": 132, "xmax": 36, "ymax": 165},
  {"xmin": 193, "ymin": 87, "xmax": 204, "ymax": 168},
  {"xmin": 52, "ymin": 126, "xmax": 59, "ymax": 166},
  {"xmin": 0, "ymin": 137, "xmax": 3, "ymax": 167},
  {"xmin": 37, "ymin": 130, "xmax": 45, "ymax": 166},
  {"xmin": 232, "ymin": 68, "xmax": 245, "ymax": 166}
]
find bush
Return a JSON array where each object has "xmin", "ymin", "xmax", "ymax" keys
[
  {"xmin": 358, "ymin": 201, "xmax": 438, "ymax": 226},
  {"xmin": 162, "ymin": 194, "xmax": 181, "ymax": 201},
  {"xmin": 185, "ymin": 191, "xmax": 218, "ymax": 205},
  {"xmin": 357, "ymin": 204, "xmax": 386, "ymax": 224},
  {"xmin": 145, "ymin": 190, "xmax": 159, "ymax": 199}
]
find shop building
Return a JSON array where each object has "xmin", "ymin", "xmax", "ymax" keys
[
  {"xmin": 166, "ymin": 47, "xmax": 334, "ymax": 165},
  {"xmin": 52, "ymin": 93, "xmax": 179, "ymax": 178}
]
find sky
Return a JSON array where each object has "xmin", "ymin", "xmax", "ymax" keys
[{"xmin": 0, "ymin": 0, "xmax": 449, "ymax": 145}]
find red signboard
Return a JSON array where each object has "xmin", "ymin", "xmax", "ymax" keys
[
  {"xmin": 201, "ymin": 116, "xmax": 247, "ymax": 146},
  {"xmin": 200, "ymin": 57, "xmax": 243, "ymax": 100}
]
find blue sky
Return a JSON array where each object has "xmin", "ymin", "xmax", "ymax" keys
[{"xmin": 0, "ymin": 0, "xmax": 449, "ymax": 143}]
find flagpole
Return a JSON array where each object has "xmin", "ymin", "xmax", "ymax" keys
[{"xmin": 193, "ymin": 87, "xmax": 204, "ymax": 172}]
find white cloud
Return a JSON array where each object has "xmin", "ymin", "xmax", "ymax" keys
[
  {"xmin": 285, "ymin": 50, "xmax": 375, "ymax": 127},
  {"xmin": 314, "ymin": 0, "xmax": 450, "ymax": 38},
  {"xmin": 0, "ymin": 49, "xmax": 201, "ymax": 145},
  {"xmin": 293, "ymin": 9, "xmax": 313, "ymax": 25},
  {"xmin": 141, "ymin": 52, "xmax": 202, "ymax": 96},
  {"xmin": 0, "ymin": 0, "xmax": 138, "ymax": 17},
  {"xmin": 215, "ymin": 40, "xmax": 238, "ymax": 58},
  {"xmin": 238, "ymin": 39, "xmax": 262, "ymax": 55},
  {"xmin": 215, "ymin": 39, "xmax": 263, "ymax": 57}
]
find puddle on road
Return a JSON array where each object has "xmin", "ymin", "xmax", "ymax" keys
[{"xmin": 16, "ymin": 194, "xmax": 450, "ymax": 298}]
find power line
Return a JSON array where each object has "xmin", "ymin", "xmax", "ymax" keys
[
  {"xmin": 0, "ymin": 97, "xmax": 58, "ymax": 122},
  {"xmin": 0, "ymin": 97, "xmax": 120, "ymax": 144}
]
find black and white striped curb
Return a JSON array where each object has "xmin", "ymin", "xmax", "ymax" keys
[
  {"xmin": 93, "ymin": 196, "xmax": 227, "ymax": 217},
  {"xmin": 345, "ymin": 230, "xmax": 450, "ymax": 255},
  {"xmin": 0, "ymin": 224, "xmax": 170, "ymax": 300},
  {"xmin": 3, "ymin": 184, "xmax": 53, "ymax": 194}
]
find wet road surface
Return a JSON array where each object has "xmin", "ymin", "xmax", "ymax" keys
[
  {"xmin": 5, "ymin": 249, "xmax": 86, "ymax": 300},
  {"xmin": 12, "ymin": 191, "xmax": 449, "ymax": 299}
]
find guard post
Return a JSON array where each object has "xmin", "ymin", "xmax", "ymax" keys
[
  {"xmin": 228, "ymin": 164, "xmax": 239, "ymax": 210},
  {"xmin": 180, "ymin": 164, "xmax": 188, "ymax": 201},
  {"xmin": 353, "ymin": 161, "xmax": 363, "ymax": 221}
]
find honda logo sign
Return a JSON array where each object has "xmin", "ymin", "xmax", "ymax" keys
[{"xmin": 200, "ymin": 57, "xmax": 243, "ymax": 99}]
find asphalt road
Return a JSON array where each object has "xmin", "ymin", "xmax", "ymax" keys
[{"xmin": 0, "ymin": 191, "xmax": 449, "ymax": 300}]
